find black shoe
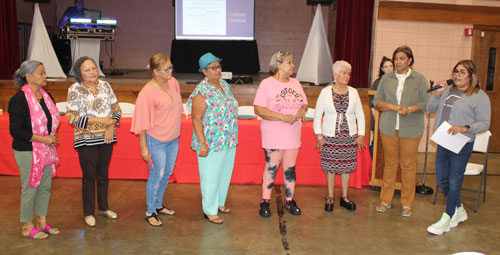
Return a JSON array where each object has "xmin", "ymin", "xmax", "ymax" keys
[
  {"xmin": 285, "ymin": 199, "xmax": 301, "ymax": 215},
  {"xmin": 325, "ymin": 197, "xmax": 335, "ymax": 212},
  {"xmin": 340, "ymin": 197, "xmax": 356, "ymax": 211},
  {"xmin": 259, "ymin": 199, "xmax": 271, "ymax": 217}
]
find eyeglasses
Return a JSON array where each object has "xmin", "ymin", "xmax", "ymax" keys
[
  {"xmin": 453, "ymin": 69, "xmax": 467, "ymax": 77},
  {"xmin": 160, "ymin": 66, "xmax": 174, "ymax": 72},
  {"xmin": 205, "ymin": 65, "xmax": 222, "ymax": 71}
]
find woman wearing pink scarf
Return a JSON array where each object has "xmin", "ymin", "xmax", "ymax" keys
[{"xmin": 8, "ymin": 60, "xmax": 61, "ymax": 239}]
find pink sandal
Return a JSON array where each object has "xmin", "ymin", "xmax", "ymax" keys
[
  {"xmin": 43, "ymin": 224, "xmax": 60, "ymax": 235},
  {"xmin": 27, "ymin": 228, "xmax": 48, "ymax": 239}
]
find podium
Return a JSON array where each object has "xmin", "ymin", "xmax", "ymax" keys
[{"xmin": 69, "ymin": 38, "xmax": 105, "ymax": 77}]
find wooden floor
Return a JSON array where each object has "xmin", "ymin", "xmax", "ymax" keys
[{"xmin": 1, "ymin": 152, "xmax": 500, "ymax": 255}]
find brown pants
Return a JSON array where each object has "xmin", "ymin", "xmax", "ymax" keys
[{"xmin": 380, "ymin": 131, "xmax": 421, "ymax": 207}]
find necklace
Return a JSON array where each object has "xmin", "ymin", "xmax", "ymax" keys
[{"xmin": 153, "ymin": 78, "xmax": 173, "ymax": 101}]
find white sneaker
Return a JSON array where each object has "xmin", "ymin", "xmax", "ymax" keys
[
  {"xmin": 450, "ymin": 203, "xmax": 467, "ymax": 228},
  {"xmin": 427, "ymin": 212, "xmax": 451, "ymax": 235}
]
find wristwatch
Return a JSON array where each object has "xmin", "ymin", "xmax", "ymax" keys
[{"xmin": 464, "ymin": 125, "xmax": 471, "ymax": 131}]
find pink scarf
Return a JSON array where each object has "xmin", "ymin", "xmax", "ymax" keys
[{"xmin": 22, "ymin": 85, "xmax": 60, "ymax": 187}]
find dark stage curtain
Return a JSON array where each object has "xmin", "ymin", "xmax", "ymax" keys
[
  {"xmin": 0, "ymin": 0, "xmax": 20, "ymax": 79},
  {"xmin": 334, "ymin": 0, "xmax": 374, "ymax": 88}
]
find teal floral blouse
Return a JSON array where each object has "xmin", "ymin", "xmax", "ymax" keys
[{"xmin": 186, "ymin": 78, "xmax": 239, "ymax": 152}]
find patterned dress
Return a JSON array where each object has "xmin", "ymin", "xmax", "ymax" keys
[{"xmin": 321, "ymin": 89, "xmax": 358, "ymax": 174}]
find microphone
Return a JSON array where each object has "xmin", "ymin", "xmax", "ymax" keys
[{"xmin": 427, "ymin": 79, "xmax": 454, "ymax": 92}]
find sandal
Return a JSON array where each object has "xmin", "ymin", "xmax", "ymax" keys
[
  {"xmin": 375, "ymin": 203, "xmax": 392, "ymax": 213},
  {"xmin": 43, "ymin": 224, "xmax": 60, "ymax": 235},
  {"xmin": 156, "ymin": 206, "xmax": 176, "ymax": 216},
  {"xmin": 401, "ymin": 206, "xmax": 413, "ymax": 217},
  {"xmin": 204, "ymin": 214, "xmax": 223, "ymax": 224},
  {"xmin": 218, "ymin": 206, "xmax": 231, "ymax": 213},
  {"xmin": 145, "ymin": 214, "xmax": 162, "ymax": 227},
  {"xmin": 27, "ymin": 228, "xmax": 48, "ymax": 239}
]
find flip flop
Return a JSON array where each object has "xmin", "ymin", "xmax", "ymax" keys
[
  {"xmin": 27, "ymin": 228, "xmax": 48, "ymax": 239},
  {"xmin": 43, "ymin": 224, "xmax": 60, "ymax": 235},
  {"xmin": 156, "ymin": 206, "xmax": 176, "ymax": 216},
  {"xmin": 145, "ymin": 214, "xmax": 162, "ymax": 227}
]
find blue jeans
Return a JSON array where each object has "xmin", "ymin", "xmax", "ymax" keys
[
  {"xmin": 146, "ymin": 135, "xmax": 179, "ymax": 216},
  {"xmin": 435, "ymin": 142, "xmax": 474, "ymax": 217}
]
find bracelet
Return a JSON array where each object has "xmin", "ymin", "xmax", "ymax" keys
[
  {"xmin": 316, "ymin": 135, "xmax": 324, "ymax": 141},
  {"xmin": 199, "ymin": 143, "xmax": 207, "ymax": 146},
  {"xmin": 281, "ymin": 114, "xmax": 284, "ymax": 123},
  {"xmin": 407, "ymin": 106, "xmax": 411, "ymax": 115}
]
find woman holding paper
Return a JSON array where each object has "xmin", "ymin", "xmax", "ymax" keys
[
  {"xmin": 372, "ymin": 46, "xmax": 430, "ymax": 217},
  {"xmin": 426, "ymin": 60, "xmax": 490, "ymax": 235}
]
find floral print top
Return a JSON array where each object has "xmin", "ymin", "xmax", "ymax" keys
[
  {"xmin": 186, "ymin": 78, "xmax": 238, "ymax": 152},
  {"xmin": 66, "ymin": 79, "xmax": 121, "ymax": 148}
]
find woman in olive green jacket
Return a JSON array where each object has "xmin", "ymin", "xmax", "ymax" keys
[{"xmin": 372, "ymin": 45, "xmax": 430, "ymax": 217}]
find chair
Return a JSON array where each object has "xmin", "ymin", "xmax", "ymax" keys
[
  {"xmin": 56, "ymin": 102, "xmax": 67, "ymax": 114},
  {"xmin": 238, "ymin": 106, "xmax": 255, "ymax": 117},
  {"xmin": 433, "ymin": 130, "xmax": 491, "ymax": 212},
  {"xmin": 182, "ymin": 103, "xmax": 190, "ymax": 119},
  {"xmin": 119, "ymin": 102, "xmax": 135, "ymax": 117}
]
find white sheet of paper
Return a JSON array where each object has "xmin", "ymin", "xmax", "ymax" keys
[{"xmin": 430, "ymin": 121, "xmax": 470, "ymax": 154}]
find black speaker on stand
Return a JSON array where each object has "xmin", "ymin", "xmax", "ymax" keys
[{"xmin": 51, "ymin": 35, "xmax": 71, "ymax": 74}]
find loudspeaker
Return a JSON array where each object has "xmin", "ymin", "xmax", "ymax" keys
[
  {"xmin": 51, "ymin": 35, "xmax": 71, "ymax": 74},
  {"xmin": 306, "ymin": 0, "xmax": 333, "ymax": 4}
]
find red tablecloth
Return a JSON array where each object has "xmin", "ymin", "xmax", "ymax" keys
[{"xmin": 0, "ymin": 114, "xmax": 372, "ymax": 188}]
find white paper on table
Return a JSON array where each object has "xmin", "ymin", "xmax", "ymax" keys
[{"xmin": 430, "ymin": 121, "xmax": 470, "ymax": 154}]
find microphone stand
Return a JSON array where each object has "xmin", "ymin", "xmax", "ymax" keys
[{"xmin": 416, "ymin": 81, "xmax": 434, "ymax": 195}]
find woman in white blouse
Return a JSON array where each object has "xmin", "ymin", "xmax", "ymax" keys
[{"xmin": 313, "ymin": 60, "xmax": 365, "ymax": 212}]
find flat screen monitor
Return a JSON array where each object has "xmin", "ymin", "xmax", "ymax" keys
[
  {"xmin": 84, "ymin": 10, "xmax": 101, "ymax": 21},
  {"xmin": 175, "ymin": 0, "xmax": 255, "ymax": 40}
]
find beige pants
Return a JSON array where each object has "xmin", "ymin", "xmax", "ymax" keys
[{"xmin": 379, "ymin": 131, "xmax": 421, "ymax": 207}]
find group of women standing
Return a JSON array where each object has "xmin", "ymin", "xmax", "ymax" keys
[{"xmin": 8, "ymin": 44, "xmax": 490, "ymax": 237}]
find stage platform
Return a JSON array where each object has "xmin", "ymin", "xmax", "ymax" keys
[{"xmin": 0, "ymin": 70, "xmax": 349, "ymax": 110}]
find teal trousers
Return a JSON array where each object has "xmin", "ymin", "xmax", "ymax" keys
[{"xmin": 197, "ymin": 148, "xmax": 236, "ymax": 215}]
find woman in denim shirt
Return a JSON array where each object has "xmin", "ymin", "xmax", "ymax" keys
[
  {"xmin": 186, "ymin": 53, "xmax": 238, "ymax": 224},
  {"xmin": 426, "ymin": 60, "xmax": 490, "ymax": 235}
]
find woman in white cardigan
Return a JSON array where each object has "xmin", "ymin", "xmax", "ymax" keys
[{"xmin": 313, "ymin": 60, "xmax": 365, "ymax": 212}]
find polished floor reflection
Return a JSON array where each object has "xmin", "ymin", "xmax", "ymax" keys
[{"xmin": 1, "ymin": 153, "xmax": 499, "ymax": 255}]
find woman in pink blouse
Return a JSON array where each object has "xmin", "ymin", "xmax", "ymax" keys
[
  {"xmin": 253, "ymin": 51, "xmax": 308, "ymax": 217},
  {"xmin": 131, "ymin": 54, "xmax": 183, "ymax": 227}
]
